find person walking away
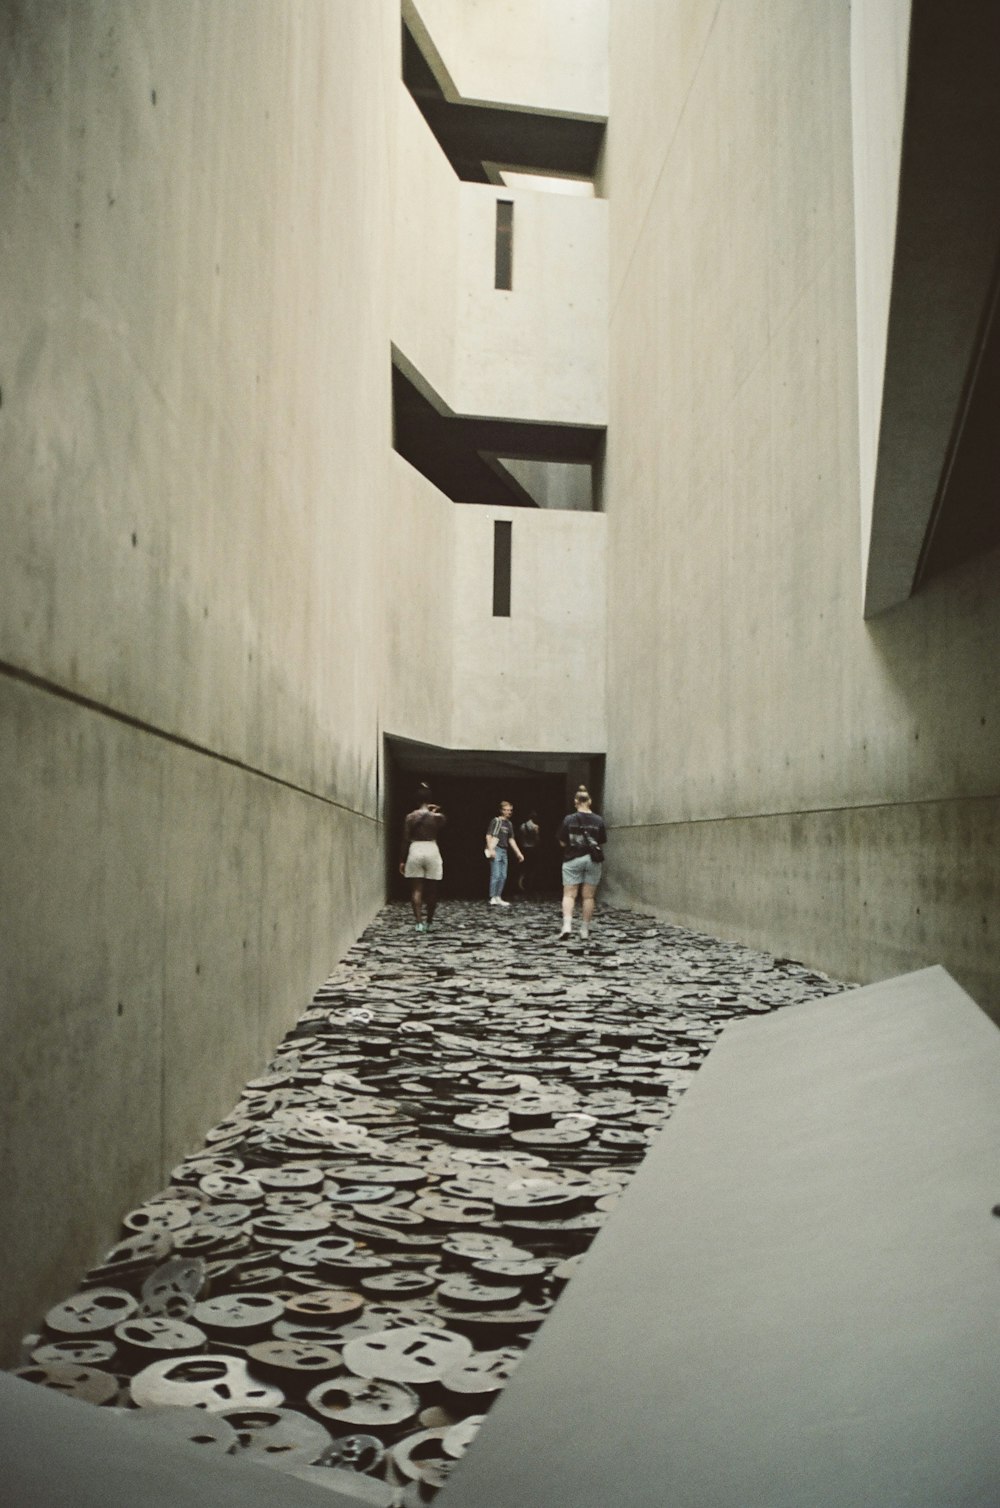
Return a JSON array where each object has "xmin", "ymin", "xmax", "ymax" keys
[
  {"xmin": 400, "ymin": 786, "xmax": 446, "ymax": 933},
  {"xmin": 517, "ymin": 811, "xmax": 540, "ymax": 893},
  {"xmin": 556, "ymin": 786, "xmax": 607, "ymax": 941},
  {"xmin": 485, "ymin": 799, "xmax": 524, "ymax": 908}
]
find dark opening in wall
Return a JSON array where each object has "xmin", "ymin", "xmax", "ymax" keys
[
  {"xmin": 493, "ymin": 520, "xmax": 512, "ymax": 616},
  {"xmin": 495, "ymin": 200, "xmax": 514, "ymax": 289},
  {"xmin": 391, "ymin": 356, "xmax": 605, "ymax": 509},
  {"xmin": 401, "ymin": 19, "xmax": 604, "ymax": 185}
]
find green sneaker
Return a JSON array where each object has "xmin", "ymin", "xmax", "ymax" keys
[{"xmin": 415, "ymin": 922, "xmax": 426, "ymax": 933}]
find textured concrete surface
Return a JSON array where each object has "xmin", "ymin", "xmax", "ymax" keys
[
  {"xmin": 405, "ymin": 0, "xmax": 608, "ymax": 120},
  {"xmin": 0, "ymin": 1372, "xmax": 363, "ymax": 1508},
  {"xmin": 394, "ymin": 90, "xmax": 608, "ymax": 428},
  {"xmin": 603, "ymin": 0, "xmax": 1000, "ymax": 1008},
  {"xmin": 437, "ymin": 966, "xmax": 1000, "ymax": 1508},
  {"xmin": 0, "ymin": 676, "xmax": 381, "ymax": 1366},
  {"xmin": 605, "ymin": 788, "xmax": 1000, "ymax": 1024},
  {"xmin": 0, "ymin": 1, "xmax": 392, "ymax": 1362}
]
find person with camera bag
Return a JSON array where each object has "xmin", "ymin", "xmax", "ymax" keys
[{"xmin": 555, "ymin": 786, "xmax": 607, "ymax": 942}]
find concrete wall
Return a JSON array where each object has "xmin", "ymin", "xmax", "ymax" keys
[
  {"xmin": 384, "ymin": 453, "xmax": 456, "ymax": 748},
  {"xmin": 451, "ymin": 505, "xmax": 606, "ymax": 753},
  {"xmin": 602, "ymin": 0, "xmax": 1000, "ymax": 1018},
  {"xmin": 406, "ymin": 0, "xmax": 608, "ymax": 119},
  {"xmin": 851, "ymin": 0, "xmax": 911, "ymax": 591},
  {"xmin": 394, "ymin": 89, "xmax": 608, "ymax": 425},
  {"xmin": 454, "ymin": 182, "xmax": 607, "ymax": 424},
  {"xmin": 0, "ymin": 0, "xmax": 394, "ymax": 1360}
]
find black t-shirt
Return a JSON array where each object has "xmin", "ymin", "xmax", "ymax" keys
[
  {"xmin": 557, "ymin": 811, "xmax": 607, "ymax": 854},
  {"xmin": 488, "ymin": 816, "xmax": 514, "ymax": 849}
]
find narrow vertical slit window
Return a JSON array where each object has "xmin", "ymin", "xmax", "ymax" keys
[
  {"xmin": 495, "ymin": 199, "xmax": 514, "ymax": 290},
  {"xmin": 493, "ymin": 520, "xmax": 512, "ymax": 616}
]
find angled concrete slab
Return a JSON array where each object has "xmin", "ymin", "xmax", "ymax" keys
[
  {"xmin": 439, "ymin": 966, "xmax": 1000, "ymax": 1508},
  {"xmin": 0, "ymin": 1371, "xmax": 378, "ymax": 1508}
]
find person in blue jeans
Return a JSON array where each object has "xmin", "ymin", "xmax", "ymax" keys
[{"xmin": 484, "ymin": 799, "xmax": 524, "ymax": 908}]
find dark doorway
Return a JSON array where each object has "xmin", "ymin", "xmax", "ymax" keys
[{"xmin": 385, "ymin": 737, "xmax": 604, "ymax": 903}]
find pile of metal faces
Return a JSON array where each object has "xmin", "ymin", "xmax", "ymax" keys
[{"xmin": 14, "ymin": 902, "xmax": 842, "ymax": 1505}]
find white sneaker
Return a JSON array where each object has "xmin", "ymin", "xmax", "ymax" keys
[
  {"xmin": 558, "ymin": 926, "xmax": 571, "ymax": 941},
  {"xmin": 489, "ymin": 896, "xmax": 511, "ymax": 908},
  {"xmin": 580, "ymin": 926, "xmax": 590, "ymax": 941}
]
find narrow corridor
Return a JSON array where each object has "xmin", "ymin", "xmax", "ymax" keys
[{"xmin": 12, "ymin": 901, "xmax": 843, "ymax": 1504}]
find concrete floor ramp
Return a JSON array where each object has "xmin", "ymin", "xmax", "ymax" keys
[{"xmin": 436, "ymin": 965, "xmax": 1000, "ymax": 1508}]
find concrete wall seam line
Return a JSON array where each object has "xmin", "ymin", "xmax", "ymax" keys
[
  {"xmin": 607, "ymin": 790, "xmax": 1000, "ymax": 829},
  {"xmin": 608, "ymin": 0, "xmax": 724, "ymax": 319},
  {"xmin": 0, "ymin": 660, "xmax": 379, "ymax": 824}
]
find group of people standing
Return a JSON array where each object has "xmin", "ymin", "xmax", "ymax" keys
[{"xmin": 399, "ymin": 784, "xmax": 607, "ymax": 942}]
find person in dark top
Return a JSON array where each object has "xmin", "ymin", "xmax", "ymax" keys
[
  {"xmin": 399, "ymin": 785, "xmax": 446, "ymax": 933},
  {"xmin": 556, "ymin": 786, "xmax": 607, "ymax": 942},
  {"xmin": 517, "ymin": 811, "xmax": 540, "ymax": 893},
  {"xmin": 485, "ymin": 799, "xmax": 524, "ymax": 908}
]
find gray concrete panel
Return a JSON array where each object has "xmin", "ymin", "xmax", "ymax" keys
[
  {"xmin": 438, "ymin": 968, "xmax": 1000, "ymax": 1508},
  {"xmin": 604, "ymin": 791, "xmax": 1000, "ymax": 1025},
  {"xmin": 603, "ymin": 0, "xmax": 1000, "ymax": 1005},
  {"xmin": 0, "ymin": 678, "xmax": 382, "ymax": 1364},
  {"xmin": 0, "ymin": 1373, "xmax": 363, "ymax": 1508}
]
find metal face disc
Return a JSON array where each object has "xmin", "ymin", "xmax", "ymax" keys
[
  {"xmin": 199, "ymin": 1171, "xmax": 264, "ymax": 1203},
  {"xmin": 440, "ymin": 1347, "xmax": 522, "ymax": 1397},
  {"xmin": 14, "ymin": 1362, "xmax": 119, "ymax": 1406},
  {"xmin": 343, "ymin": 1326, "xmax": 472, "ymax": 1385},
  {"xmin": 122, "ymin": 1200, "xmax": 193, "ymax": 1235},
  {"xmin": 245, "ymin": 1339, "xmax": 342, "ymax": 1382},
  {"xmin": 443, "ymin": 1414, "xmax": 485, "ymax": 1459},
  {"xmin": 45, "ymin": 1288, "xmax": 137, "ymax": 1336},
  {"xmin": 252, "ymin": 1213, "xmax": 331, "ymax": 1243},
  {"xmin": 307, "ymin": 1373, "xmax": 420, "ymax": 1430},
  {"xmin": 278, "ymin": 1235, "xmax": 356, "ymax": 1270},
  {"xmin": 391, "ymin": 1428, "xmax": 451, "ymax": 1488},
  {"xmin": 471, "ymin": 1257, "xmax": 548, "ymax": 1284},
  {"xmin": 140, "ymin": 1258, "xmax": 206, "ymax": 1318},
  {"xmin": 282, "ymin": 1288, "xmax": 365, "ymax": 1326},
  {"xmin": 192, "ymin": 1293, "xmax": 285, "ymax": 1337},
  {"xmin": 130, "ymin": 1355, "xmax": 284, "ymax": 1411},
  {"xmin": 437, "ymin": 1275, "xmax": 521, "ymax": 1309},
  {"xmin": 359, "ymin": 1270, "xmax": 437, "ymax": 1301},
  {"xmin": 114, "ymin": 1315, "xmax": 207, "ymax": 1359},
  {"xmin": 319, "ymin": 1433, "xmax": 385, "ymax": 1474},
  {"xmin": 30, "ymin": 1338, "xmax": 117, "ymax": 1368},
  {"xmin": 256, "ymin": 1165, "xmax": 325, "ymax": 1191}
]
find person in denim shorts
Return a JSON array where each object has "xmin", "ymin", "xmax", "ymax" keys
[{"xmin": 556, "ymin": 786, "xmax": 607, "ymax": 942}]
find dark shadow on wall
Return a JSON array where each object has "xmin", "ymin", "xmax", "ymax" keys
[{"xmin": 864, "ymin": 543, "xmax": 1000, "ymax": 780}]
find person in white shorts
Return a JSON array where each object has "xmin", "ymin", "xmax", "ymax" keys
[{"xmin": 399, "ymin": 786, "xmax": 446, "ymax": 933}]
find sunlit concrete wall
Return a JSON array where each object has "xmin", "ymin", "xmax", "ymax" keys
[
  {"xmin": 384, "ymin": 454, "xmax": 456, "ymax": 748},
  {"xmin": 393, "ymin": 90, "xmax": 607, "ymax": 425},
  {"xmin": 602, "ymin": 0, "xmax": 1000, "ymax": 1017},
  {"xmin": 451, "ymin": 506, "xmax": 606, "ymax": 753},
  {"xmin": 384, "ymin": 466, "xmax": 606, "ymax": 756},
  {"xmin": 0, "ymin": 0, "xmax": 394, "ymax": 1360},
  {"xmin": 455, "ymin": 183, "xmax": 606, "ymax": 424},
  {"xmin": 405, "ymin": 0, "xmax": 608, "ymax": 119}
]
